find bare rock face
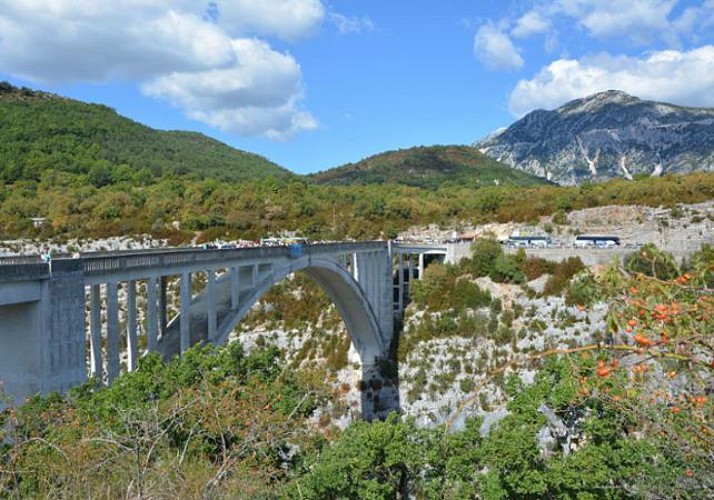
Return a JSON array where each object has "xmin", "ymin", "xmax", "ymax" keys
[{"xmin": 475, "ymin": 90, "xmax": 714, "ymax": 185}]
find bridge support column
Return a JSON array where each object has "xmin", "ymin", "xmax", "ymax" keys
[
  {"xmin": 367, "ymin": 253, "xmax": 377, "ymax": 307},
  {"xmin": 126, "ymin": 280, "xmax": 138, "ymax": 372},
  {"xmin": 360, "ymin": 361, "xmax": 400, "ymax": 421},
  {"xmin": 159, "ymin": 276, "xmax": 168, "ymax": 337},
  {"xmin": 377, "ymin": 251, "xmax": 394, "ymax": 339},
  {"xmin": 89, "ymin": 284, "xmax": 102, "ymax": 379},
  {"xmin": 230, "ymin": 267, "xmax": 239, "ymax": 309},
  {"xmin": 418, "ymin": 253, "xmax": 425, "ymax": 279},
  {"xmin": 0, "ymin": 260, "xmax": 85, "ymax": 406},
  {"xmin": 207, "ymin": 269, "xmax": 217, "ymax": 341},
  {"xmin": 180, "ymin": 271, "xmax": 191, "ymax": 354},
  {"xmin": 397, "ymin": 253, "xmax": 404, "ymax": 314},
  {"xmin": 106, "ymin": 282, "xmax": 120, "ymax": 383},
  {"xmin": 147, "ymin": 276, "xmax": 159, "ymax": 351}
]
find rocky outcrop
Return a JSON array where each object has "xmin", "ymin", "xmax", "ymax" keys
[{"xmin": 475, "ymin": 90, "xmax": 714, "ymax": 185}]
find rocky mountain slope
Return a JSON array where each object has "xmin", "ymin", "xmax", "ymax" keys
[{"xmin": 475, "ymin": 90, "xmax": 714, "ymax": 186}]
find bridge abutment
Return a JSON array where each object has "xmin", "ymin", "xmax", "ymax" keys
[{"xmin": 0, "ymin": 260, "xmax": 85, "ymax": 405}]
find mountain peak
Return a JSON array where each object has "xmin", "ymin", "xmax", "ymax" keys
[
  {"xmin": 559, "ymin": 90, "xmax": 640, "ymax": 116},
  {"xmin": 475, "ymin": 91, "xmax": 714, "ymax": 185}
]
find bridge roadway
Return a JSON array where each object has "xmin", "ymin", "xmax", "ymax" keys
[{"xmin": 0, "ymin": 241, "xmax": 442, "ymax": 419}]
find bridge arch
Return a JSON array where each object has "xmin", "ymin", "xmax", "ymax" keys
[
  {"xmin": 0, "ymin": 244, "xmax": 397, "ymax": 419},
  {"xmin": 183, "ymin": 256, "xmax": 387, "ymax": 365}
]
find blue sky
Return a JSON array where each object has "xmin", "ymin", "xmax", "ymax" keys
[{"xmin": 1, "ymin": 1, "xmax": 714, "ymax": 174}]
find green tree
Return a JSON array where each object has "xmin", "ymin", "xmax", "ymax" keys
[{"xmin": 624, "ymin": 243, "xmax": 679, "ymax": 280}]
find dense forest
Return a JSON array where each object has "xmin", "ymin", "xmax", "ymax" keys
[
  {"xmin": 0, "ymin": 82, "xmax": 291, "ymax": 184},
  {"xmin": 2, "ymin": 167, "xmax": 714, "ymax": 244}
]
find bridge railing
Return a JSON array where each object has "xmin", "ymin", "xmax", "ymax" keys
[
  {"xmin": 0, "ymin": 255, "xmax": 44, "ymax": 265},
  {"xmin": 79, "ymin": 241, "xmax": 387, "ymax": 276},
  {"xmin": 0, "ymin": 241, "xmax": 389, "ymax": 278},
  {"xmin": 0, "ymin": 262, "xmax": 51, "ymax": 281}
]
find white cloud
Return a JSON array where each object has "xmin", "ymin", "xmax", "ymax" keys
[
  {"xmin": 329, "ymin": 13, "xmax": 375, "ymax": 34},
  {"xmin": 190, "ymin": 102, "xmax": 319, "ymax": 141},
  {"xmin": 479, "ymin": 1, "xmax": 714, "ymax": 71},
  {"xmin": 511, "ymin": 11, "xmax": 550, "ymax": 38},
  {"xmin": 555, "ymin": 0, "xmax": 677, "ymax": 44},
  {"xmin": 509, "ymin": 45, "xmax": 714, "ymax": 115},
  {"xmin": 474, "ymin": 24, "xmax": 524, "ymax": 70},
  {"xmin": 212, "ymin": 0, "xmax": 325, "ymax": 41},
  {"xmin": 0, "ymin": 0, "xmax": 327, "ymax": 139},
  {"xmin": 142, "ymin": 39, "xmax": 318, "ymax": 139}
]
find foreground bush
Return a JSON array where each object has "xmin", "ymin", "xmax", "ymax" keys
[
  {"xmin": 2, "ymin": 246, "xmax": 713, "ymax": 498},
  {"xmin": 0, "ymin": 343, "xmax": 326, "ymax": 498}
]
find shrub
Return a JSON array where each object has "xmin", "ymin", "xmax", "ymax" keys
[
  {"xmin": 523, "ymin": 256, "xmax": 554, "ymax": 281},
  {"xmin": 489, "ymin": 253, "xmax": 525, "ymax": 283},
  {"xmin": 564, "ymin": 269, "xmax": 600, "ymax": 306},
  {"xmin": 468, "ymin": 237, "xmax": 503, "ymax": 277},
  {"xmin": 543, "ymin": 257, "xmax": 585, "ymax": 296},
  {"xmin": 624, "ymin": 243, "xmax": 679, "ymax": 280}
]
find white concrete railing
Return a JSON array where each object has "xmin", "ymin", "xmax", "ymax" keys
[{"xmin": 80, "ymin": 241, "xmax": 386, "ymax": 277}]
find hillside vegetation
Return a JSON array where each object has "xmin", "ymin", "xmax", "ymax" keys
[
  {"xmin": 0, "ymin": 82, "xmax": 291, "ymax": 184},
  {"xmin": 3, "ymin": 83, "xmax": 714, "ymax": 245},
  {"xmin": 310, "ymin": 145, "xmax": 547, "ymax": 189},
  {"xmin": 3, "ymin": 167, "xmax": 714, "ymax": 244},
  {"xmin": 2, "ymin": 244, "xmax": 712, "ymax": 498}
]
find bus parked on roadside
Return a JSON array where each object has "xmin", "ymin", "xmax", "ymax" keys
[{"xmin": 574, "ymin": 235, "xmax": 620, "ymax": 248}]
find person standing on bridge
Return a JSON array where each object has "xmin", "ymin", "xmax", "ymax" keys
[
  {"xmin": 41, "ymin": 247, "xmax": 51, "ymax": 263},
  {"xmin": 41, "ymin": 247, "xmax": 52, "ymax": 275}
]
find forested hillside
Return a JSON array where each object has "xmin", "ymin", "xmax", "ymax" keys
[
  {"xmin": 310, "ymin": 145, "xmax": 546, "ymax": 189},
  {"xmin": 2, "ymin": 167, "xmax": 714, "ymax": 243},
  {"xmin": 5, "ymin": 82, "xmax": 714, "ymax": 247},
  {"xmin": 0, "ymin": 82, "xmax": 291, "ymax": 184}
]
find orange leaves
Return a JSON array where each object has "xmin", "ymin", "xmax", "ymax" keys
[
  {"xmin": 596, "ymin": 358, "xmax": 620, "ymax": 378},
  {"xmin": 651, "ymin": 302, "xmax": 677, "ymax": 323},
  {"xmin": 676, "ymin": 274, "xmax": 690, "ymax": 285},
  {"xmin": 633, "ymin": 334, "xmax": 653, "ymax": 347},
  {"xmin": 596, "ymin": 359, "xmax": 611, "ymax": 378},
  {"xmin": 660, "ymin": 330, "xmax": 669, "ymax": 344},
  {"xmin": 690, "ymin": 395, "xmax": 708, "ymax": 408},
  {"xmin": 631, "ymin": 364, "xmax": 648, "ymax": 375}
]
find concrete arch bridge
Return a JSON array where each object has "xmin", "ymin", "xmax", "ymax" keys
[{"xmin": 0, "ymin": 241, "xmax": 447, "ymax": 418}]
